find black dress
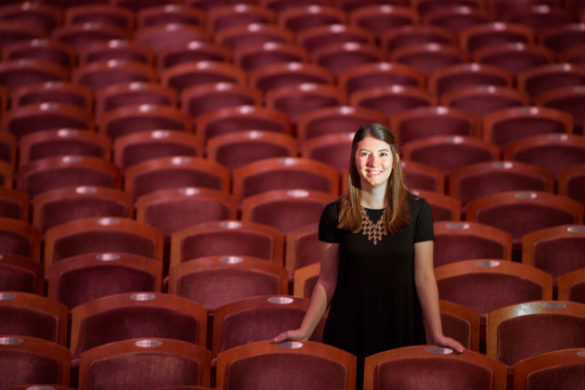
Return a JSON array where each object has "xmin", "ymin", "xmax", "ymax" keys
[{"xmin": 318, "ymin": 194, "xmax": 433, "ymax": 388}]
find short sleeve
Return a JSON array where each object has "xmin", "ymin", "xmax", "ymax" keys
[
  {"xmin": 414, "ymin": 197, "xmax": 434, "ymax": 243},
  {"xmin": 318, "ymin": 201, "xmax": 341, "ymax": 243}
]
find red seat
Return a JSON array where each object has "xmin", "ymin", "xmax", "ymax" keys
[
  {"xmin": 411, "ymin": 189, "xmax": 461, "ymax": 221},
  {"xmin": 157, "ymin": 41, "xmax": 231, "ymax": 72},
  {"xmin": 0, "ymin": 22, "xmax": 46, "ymax": 51},
  {"xmin": 0, "ymin": 161, "xmax": 13, "ymax": 189},
  {"xmin": 1, "ymin": 39, "xmax": 76, "ymax": 69},
  {"xmin": 439, "ymin": 299, "xmax": 481, "ymax": 352},
  {"xmin": 460, "ymin": 22, "xmax": 534, "ymax": 53},
  {"xmin": 111, "ymin": 0, "xmax": 184, "ymax": 13},
  {"xmin": 17, "ymin": 156, "xmax": 121, "ymax": 198},
  {"xmin": 136, "ymin": 187, "xmax": 237, "ymax": 238},
  {"xmin": 51, "ymin": 23, "xmax": 127, "ymax": 53},
  {"xmin": 429, "ymin": 63, "xmax": 513, "ymax": 98},
  {"xmin": 233, "ymin": 157, "xmax": 339, "ymax": 202},
  {"xmin": 170, "ymin": 220, "xmax": 284, "ymax": 269},
  {"xmin": 234, "ymin": 42, "xmax": 307, "ymax": 72},
  {"xmin": 207, "ymin": 4, "xmax": 274, "ymax": 33},
  {"xmin": 19, "ymin": 129, "xmax": 110, "ymax": 167},
  {"xmin": 44, "ymin": 217, "xmax": 164, "ymax": 265},
  {"xmin": 297, "ymin": 23, "xmax": 375, "ymax": 53},
  {"xmin": 503, "ymin": 133, "xmax": 585, "ymax": 177},
  {"xmin": 423, "ymin": 5, "xmax": 492, "ymax": 33},
  {"xmin": 518, "ymin": 63, "xmax": 585, "ymax": 97},
  {"xmin": 559, "ymin": 43, "xmax": 585, "ymax": 64},
  {"xmin": 382, "ymin": 24, "xmax": 457, "ymax": 53},
  {"xmin": 312, "ymin": 42, "xmax": 384, "ymax": 75},
  {"xmin": 483, "ymin": 106, "xmax": 573, "ymax": 147},
  {"xmin": 99, "ymin": 104, "xmax": 192, "ymax": 140},
  {"xmin": 265, "ymin": 83, "xmax": 345, "ymax": 125},
  {"xmin": 339, "ymin": 62, "xmax": 424, "ymax": 97},
  {"xmin": 538, "ymin": 23, "xmax": 585, "ymax": 52},
  {"xmin": 78, "ymin": 338, "xmax": 211, "ymax": 389},
  {"xmin": 135, "ymin": 24, "xmax": 208, "ymax": 54},
  {"xmin": 0, "ymin": 254, "xmax": 44, "ymax": 294},
  {"xmin": 390, "ymin": 43, "xmax": 467, "ymax": 74},
  {"xmin": 391, "ymin": 106, "xmax": 480, "ymax": 147},
  {"xmin": 474, "ymin": 42, "xmax": 555, "ymax": 75},
  {"xmin": 433, "ymin": 221, "xmax": 513, "ymax": 267},
  {"xmin": 64, "ymin": 4, "xmax": 134, "ymax": 32},
  {"xmin": 558, "ymin": 163, "xmax": 585, "ymax": 203},
  {"xmin": 278, "ymin": 5, "xmax": 346, "ymax": 32},
  {"xmin": 293, "ymin": 262, "xmax": 320, "ymax": 299},
  {"xmin": 47, "ymin": 252, "xmax": 163, "ymax": 309},
  {"xmin": 488, "ymin": 0, "xmax": 561, "ymax": 19},
  {"xmin": 212, "ymin": 295, "xmax": 325, "ymax": 358},
  {"xmin": 215, "ymin": 23, "xmax": 293, "ymax": 52},
  {"xmin": 12, "ymin": 81, "xmax": 93, "ymax": 112},
  {"xmin": 413, "ymin": 0, "xmax": 483, "ymax": 17},
  {"xmin": 113, "ymin": 130, "xmax": 202, "ymax": 169},
  {"xmin": 297, "ymin": 105, "xmax": 387, "ymax": 142},
  {"xmin": 4, "ymin": 103, "xmax": 92, "ymax": 139},
  {"xmin": 161, "ymin": 61, "xmax": 246, "ymax": 93},
  {"xmin": 448, "ymin": 161, "xmax": 555, "ymax": 208},
  {"xmin": 167, "ymin": 255, "xmax": 288, "ymax": 311},
  {"xmin": 241, "ymin": 189, "xmax": 336, "ymax": 234},
  {"xmin": 0, "ymin": 59, "xmax": 67, "ymax": 91},
  {"xmin": 535, "ymin": 85, "xmax": 585, "ymax": 133},
  {"xmin": 558, "ymin": 269, "xmax": 585, "ymax": 304},
  {"xmin": 180, "ymin": 82, "xmax": 261, "ymax": 120},
  {"xmin": 73, "ymin": 60, "xmax": 156, "ymax": 93},
  {"xmin": 300, "ymin": 132, "xmax": 354, "ymax": 174},
  {"xmin": 0, "ymin": 291, "xmax": 67, "ymax": 345},
  {"xmin": 403, "ymin": 135, "xmax": 500, "ymax": 174},
  {"xmin": 401, "ymin": 160, "xmax": 445, "ymax": 193},
  {"xmin": 216, "ymin": 340, "xmax": 356, "ymax": 390},
  {"xmin": 442, "ymin": 85, "xmax": 530, "ymax": 116},
  {"xmin": 79, "ymin": 40, "xmax": 154, "ymax": 66},
  {"xmin": 32, "ymin": 185, "xmax": 132, "ymax": 234},
  {"xmin": 466, "ymin": 191, "xmax": 584, "ymax": 247},
  {"xmin": 0, "ymin": 217, "xmax": 40, "ymax": 261},
  {"xmin": 503, "ymin": 6, "xmax": 571, "ymax": 33},
  {"xmin": 124, "ymin": 156, "xmax": 230, "ymax": 199},
  {"xmin": 349, "ymin": 4, "xmax": 417, "ymax": 39},
  {"xmin": 350, "ymin": 84, "xmax": 434, "ymax": 117},
  {"xmin": 364, "ymin": 345, "xmax": 506, "ymax": 390},
  {"xmin": 0, "ymin": 132, "xmax": 16, "ymax": 169},
  {"xmin": 249, "ymin": 62, "xmax": 335, "ymax": 94},
  {"xmin": 285, "ymin": 223, "xmax": 319, "ymax": 276},
  {"xmin": 522, "ymin": 225, "xmax": 585, "ymax": 283},
  {"xmin": 136, "ymin": 5, "xmax": 204, "ymax": 29},
  {"xmin": 196, "ymin": 105, "xmax": 291, "ymax": 144},
  {"xmin": 261, "ymin": 0, "xmax": 335, "ymax": 14},
  {"xmin": 0, "ymin": 3, "xmax": 61, "ymax": 34},
  {"xmin": 336, "ymin": 0, "xmax": 410, "ymax": 13},
  {"xmin": 513, "ymin": 348, "xmax": 585, "ymax": 390},
  {"xmin": 0, "ymin": 336, "xmax": 70, "ymax": 388}
]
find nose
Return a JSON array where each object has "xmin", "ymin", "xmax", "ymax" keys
[{"xmin": 366, "ymin": 154, "xmax": 377, "ymax": 166}]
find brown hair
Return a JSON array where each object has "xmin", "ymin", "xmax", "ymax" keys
[{"xmin": 338, "ymin": 123, "xmax": 410, "ymax": 233}]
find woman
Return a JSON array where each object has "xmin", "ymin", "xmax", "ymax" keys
[{"xmin": 274, "ymin": 123, "xmax": 464, "ymax": 388}]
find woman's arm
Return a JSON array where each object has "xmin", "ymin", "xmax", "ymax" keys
[
  {"xmin": 273, "ymin": 241, "xmax": 339, "ymax": 342},
  {"xmin": 414, "ymin": 240, "xmax": 464, "ymax": 352}
]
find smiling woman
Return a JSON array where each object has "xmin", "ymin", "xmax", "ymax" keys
[{"xmin": 274, "ymin": 123, "xmax": 464, "ymax": 389}]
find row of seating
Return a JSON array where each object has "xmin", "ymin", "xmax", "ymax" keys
[{"xmin": 1, "ymin": 290, "xmax": 585, "ymax": 389}]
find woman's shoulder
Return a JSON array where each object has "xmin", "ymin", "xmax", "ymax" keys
[{"xmin": 406, "ymin": 191, "xmax": 429, "ymax": 210}]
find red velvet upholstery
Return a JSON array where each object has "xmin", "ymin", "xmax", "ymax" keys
[
  {"xmin": 293, "ymin": 262, "xmax": 320, "ymax": 299},
  {"xmin": 474, "ymin": 43, "xmax": 554, "ymax": 75},
  {"xmin": 513, "ymin": 348, "xmax": 585, "ymax": 390},
  {"xmin": 0, "ymin": 254, "xmax": 43, "ymax": 294},
  {"xmin": 558, "ymin": 269, "xmax": 585, "ymax": 303},
  {"xmin": 439, "ymin": 300, "xmax": 480, "ymax": 351},
  {"xmin": 0, "ymin": 217, "xmax": 41, "ymax": 260}
]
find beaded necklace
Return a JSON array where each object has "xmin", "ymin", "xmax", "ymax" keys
[{"xmin": 360, "ymin": 207, "xmax": 387, "ymax": 245}]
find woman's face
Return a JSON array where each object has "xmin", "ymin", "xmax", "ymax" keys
[{"xmin": 355, "ymin": 136, "xmax": 394, "ymax": 190}]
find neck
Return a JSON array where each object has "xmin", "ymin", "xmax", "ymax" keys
[{"xmin": 360, "ymin": 185, "xmax": 386, "ymax": 209}]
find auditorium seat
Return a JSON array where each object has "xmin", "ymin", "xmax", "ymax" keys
[
  {"xmin": 157, "ymin": 41, "xmax": 231, "ymax": 72},
  {"xmin": 124, "ymin": 156, "xmax": 230, "ymax": 199},
  {"xmin": 4, "ymin": 103, "xmax": 93, "ymax": 139},
  {"xmin": 312, "ymin": 42, "xmax": 383, "ymax": 75},
  {"xmin": 278, "ymin": 5, "xmax": 346, "ymax": 32},
  {"xmin": 503, "ymin": 133, "xmax": 585, "ymax": 177},
  {"xmin": 135, "ymin": 24, "xmax": 208, "ymax": 54},
  {"xmin": 411, "ymin": 189, "xmax": 461, "ymax": 221},
  {"xmin": 391, "ymin": 106, "xmax": 480, "ymax": 147},
  {"xmin": 0, "ymin": 217, "xmax": 40, "ymax": 261},
  {"xmin": 136, "ymin": 187, "xmax": 237, "ymax": 237},
  {"xmin": 233, "ymin": 157, "xmax": 339, "ymax": 202},
  {"xmin": 196, "ymin": 105, "xmax": 291, "ymax": 144},
  {"xmin": 44, "ymin": 217, "xmax": 164, "ymax": 265},
  {"xmin": 234, "ymin": 42, "xmax": 307, "ymax": 72},
  {"xmin": 441, "ymin": 85, "xmax": 529, "ymax": 116},
  {"xmin": 538, "ymin": 23, "xmax": 585, "ymax": 52},
  {"xmin": 558, "ymin": 163, "xmax": 585, "ymax": 203},
  {"xmin": 483, "ymin": 106, "xmax": 573, "ymax": 147},
  {"xmin": 473, "ymin": 42, "xmax": 555, "ymax": 75},
  {"xmin": 413, "ymin": 0, "xmax": 483, "ymax": 17},
  {"xmin": 0, "ymin": 336, "xmax": 70, "ymax": 389},
  {"xmin": 167, "ymin": 255, "xmax": 288, "ymax": 311},
  {"xmin": 297, "ymin": 24, "xmax": 375, "ymax": 53},
  {"xmin": 32, "ymin": 186, "xmax": 133, "ymax": 234},
  {"xmin": 433, "ymin": 221, "xmax": 513, "ymax": 267},
  {"xmin": 0, "ymin": 254, "xmax": 43, "ymax": 294},
  {"xmin": 180, "ymin": 82, "xmax": 261, "ymax": 120},
  {"xmin": 403, "ymin": 136, "xmax": 499, "ymax": 174},
  {"xmin": 207, "ymin": 131, "xmax": 298, "ymax": 171},
  {"xmin": 448, "ymin": 161, "xmax": 555, "ymax": 209},
  {"xmin": 0, "ymin": 59, "xmax": 67, "ymax": 92},
  {"xmin": 488, "ymin": 0, "xmax": 561, "ymax": 19},
  {"xmin": 349, "ymin": 4, "xmax": 418, "ymax": 39},
  {"xmin": 460, "ymin": 22, "xmax": 534, "ymax": 53},
  {"xmin": 401, "ymin": 160, "xmax": 445, "ymax": 193},
  {"xmin": 2, "ymin": 39, "xmax": 76, "ymax": 69},
  {"xmin": 79, "ymin": 40, "xmax": 154, "ymax": 66},
  {"xmin": 51, "ymin": 23, "xmax": 127, "ymax": 53},
  {"xmin": 351, "ymin": 84, "xmax": 434, "ymax": 117},
  {"xmin": 535, "ymin": 85, "xmax": 585, "ymax": 133},
  {"xmin": 428, "ymin": 63, "xmax": 513, "ymax": 98},
  {"xmin": 19, "ymin": 129, "xmax": 110, "ymax": 168},
  {"xmin": 46, "ymin": 252, "xmax": 163, "ymax": 309},
  {"xmin": 112, "ymin": 0, "xmax": 184, "ymax": 13},
  {"xmin": 212, "ymin": 295, "xmax": 325, "ymax": 357},
  {"xmin": 300, "ymin": 132, "xmax": 354, "ymax": 174},
  {"xmin": 0, "ymin": 292, "xmax": 67, "ymax": 345},
  {"xmin": 285, "ymin": 223, "xmax": 320, "ymax": 276},
  {"xmin": 242, "ymin": 189, "xmax": 336, "ymax": 234},
  {"xmin": 503, "ymin": 6, "xmax": 571, "ymax": 32},
  {"xmin": 382, "ymin": 24, "xmax": 457, "ymax": 53},
  {"xmin": 293, "ymin": 262, "xmax": 320, "ymax": 299},
  {"xmin": 216, "ymin": 340, "xmax": 356, "ymax": 390},
  {"xmin": 99, "ymin": 104, "xmax": 192, "ymax": 140},
  {"xmin": 0, "ymin": 187, "xmax": 28, "ymax": 222},
  {"xmin": 423, "ymin": 6, "xmax": 492, "ymax": 34},
  {"xmin": 297, "ymin": 105, "xmax": 387, "ymax": 142},
  {"xmin": 64, "ymin": 4, "xmax": 134, "ymax": 32},
  {"xmin": 337, "ymin": 0, "xmax": 410, "ymax": 13},
  {"xmin": 12, "ymin": 81, "xmax": 93, "ymax": 112},
  {"xmin": 522, "ymin": 224, "xmax": 585, "ymax": 283},
  {"xmin": 249, "ymin": 62, "xmax": 335, "ymax": 94},
  {"xmin": 559, "ymin": 43, "xmax": 585, "ymax": 64},
  {"xmin": 136, "ymin": 5, "xmax": 204, "ymax": 29},
  {"xmin": 364, "ymin": 345, "xmax": 506, "ymax": 390},
  {"xmin": 439, "ymin": 299, "xmax": 481, "ymax": 351},
  {"xmin": 0, "ymin": 23, "xmax": 46, "ymax": 52},
  {"xmin": 513, "ymin": 348, "xmax": 585, "ymax": 390},
  {"xmin": 161, "ymin": 61, "xmax": 246, "ymax": 93},
  {"xmin": 73, "ymin": 60, "xmax": 156, "ymax": 92},
  {"xmin": 517, "ymin": 63, "xmax": 585, "ymax": 97},
  {"xmin": 390, "ymin": 43, "xmax": 467, "ymax": 74},
  {"xmin": 207, "ymin": 4, "xmax": 274, "ymax": 33},
  {"xmin": 16, "ymin": 156, "xmax": 121, "ymax": 197},
  {"xmin": 78, "ymin": 338, "xmax": 211, "ymax": 390},
  {"xmin": 215, "ymin": 23, "xmax": 293, "ymax": 52},
  {"xmin": 261, "ymin": 0, "xmax": 334, "ymax": 14},
  {"xmin": 113, "ymin": 130, "xmax": 202, "ymax": 169},
  {"xmin": 558, "ymin": 269, "xmax": 585, "ymax": 303},
  {"xmin": 338, "ymin": 62, "xmax": 425, "ymax": 97},
  {"xmin": 170, "ymin": 220, "xmax": 284, "ymax": 269},
  {"xmin": 0, "ymin": 162, "xmax": 13, "ymax": 189}
]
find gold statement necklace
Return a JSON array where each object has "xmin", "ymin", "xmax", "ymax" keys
[{"xmin": 360, "ymin": 207, "xmax": 388, "ymax": 245}]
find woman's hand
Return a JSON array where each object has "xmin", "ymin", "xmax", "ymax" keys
[
  {"xmin": 272, "ymin": 328, "xmax": 309, "ymax": 343},
  {"xmin": 431, "ymin": 334, "xmax": 465, "ymax": 353}
]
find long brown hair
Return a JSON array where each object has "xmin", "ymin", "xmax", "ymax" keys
[{"xmin": 338, "ymin": 123, "xmax": 410, "ymax": 233}]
